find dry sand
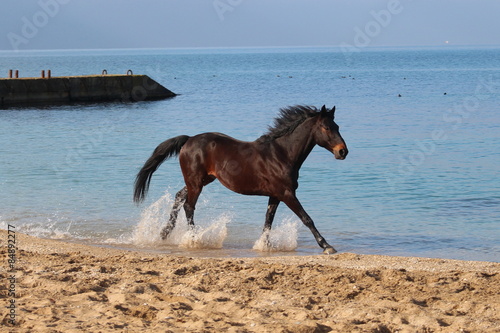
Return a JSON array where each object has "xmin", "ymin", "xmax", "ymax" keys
[{"xmin": 1, "ymin": 230, "xmax": 498, "ymax": 333}]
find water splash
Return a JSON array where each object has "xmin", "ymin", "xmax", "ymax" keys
[
  {"xmin": 131, "ymin": 192, "xmax": 173, "ymax": 246},
  {"xmin": 253, "ymin": 218, "xmax": 299, "ymax": 252},
  {"xmin": 179, "ymin": 215, "xmax": 229, "ymax": 249},
  {"xmin": 131, "ymin": 191, "xmax": 230, "ymax": 249}
]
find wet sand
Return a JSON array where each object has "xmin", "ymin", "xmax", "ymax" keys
[{"xmin": 1, "ymin": 230, "xmax": 499, "ymax": 332}]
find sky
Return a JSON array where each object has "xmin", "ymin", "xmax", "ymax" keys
[{"xmin": 2, "ymin": 0, "xmax": 500, "ymax": 51}]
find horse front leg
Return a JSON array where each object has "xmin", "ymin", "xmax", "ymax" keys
[
  {"xmin": 161, "ymin": 186, "xmax": 187, "ymax": 240},
  {"xmin": 282, "ymin": 193, "xmax": 336, "ymax": 254},
  {"xmin": 263, "ymin": 197, "xmax": 280, "ymax": 231},
  {"xmin": 261, "ymin": 197, "xmax": 280, "ymax": 247}
]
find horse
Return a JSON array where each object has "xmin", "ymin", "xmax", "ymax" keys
[{"xmin": 134, "ymin": 105, "xmax": 348, "ymax": 254}]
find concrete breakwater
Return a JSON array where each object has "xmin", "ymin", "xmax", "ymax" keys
[{"xmin": 0, "ymin": 73, "xmax": 176, "ymax": 107}]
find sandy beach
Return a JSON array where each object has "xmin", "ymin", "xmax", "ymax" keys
[{"xmin": 1, "ymin": 230, "xmax": 498, "ymax": 332}]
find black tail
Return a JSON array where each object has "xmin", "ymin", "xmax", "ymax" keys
[{"xmin": 134, "ymin": 135, "xmax": 190, "ymax": 203}]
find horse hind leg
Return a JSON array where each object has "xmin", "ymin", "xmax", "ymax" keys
[
  {"xmin": 183, "ymin": 176, "xmax": 216, "ymax": 229},
  {"xmin": 184, "ymin": 187, "xmax": 201, "ymax": 229},
  {"xmin": 161, "ymin": 187, "xmax": 187, "ymax": 240}
]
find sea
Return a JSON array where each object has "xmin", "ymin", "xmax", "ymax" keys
[{"xmin": 1, "ymin": 46, "xmax": 499, "ymax": 262}]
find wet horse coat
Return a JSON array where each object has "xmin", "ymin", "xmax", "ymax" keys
[{"xmin": 134, "ymin": 105, "xmax": 348, "ymax": 253}]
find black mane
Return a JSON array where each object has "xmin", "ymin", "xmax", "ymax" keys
[{"xmin": 257, "ymin": 105, "xmax": 319, "ymax": 143}]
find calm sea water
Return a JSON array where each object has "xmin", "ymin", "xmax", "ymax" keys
[{"xmin": 1, "ymin": 46, "xmax": 499, "ymax": 261}]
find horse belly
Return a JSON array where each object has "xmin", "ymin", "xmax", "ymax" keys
[
  {"xmin": 214, "ymin": 157, "xmax": 281, "ymax": 196},
  {"xmin": 216, "ymin": 172, "xmax": 262, "ymax": 195}
]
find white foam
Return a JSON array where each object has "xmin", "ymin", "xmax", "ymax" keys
[
  {"xmin": 253, "ymin": 218, "xmax": 299, "ymax": 252},
  {"xmin": 0, "ymin": 216, "xmax": 74, "ymax": 240}
]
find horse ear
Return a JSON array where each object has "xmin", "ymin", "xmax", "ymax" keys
[
  {"xmin": 331, "ymin": 106, "xmax": 336, "ymax": 115},
  {"xmin": 320, "ymin": 105, "xmax": 327, "ymax": 115}
]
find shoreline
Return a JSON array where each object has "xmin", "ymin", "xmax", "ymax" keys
[{"xmin": 1, "ymin": 230, "xmax": 499, "ymax": 332}]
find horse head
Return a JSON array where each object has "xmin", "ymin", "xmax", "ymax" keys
[{"xmin": 314, "ymin": 105, "xmax": 348, "ymax": 160}]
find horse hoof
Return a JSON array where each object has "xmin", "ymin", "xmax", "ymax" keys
[
  {"xmin": 323, "ymin": 247, "xmax": 337, "ymax": 255},
  {"xmin": 160, "ymin": 226, "xmax": 173, "ymax": 240}
]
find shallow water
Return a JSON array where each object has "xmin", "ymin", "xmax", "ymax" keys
[{"xmin": 1, "ymin": 46, "xmax": 499, "ymax": 261}]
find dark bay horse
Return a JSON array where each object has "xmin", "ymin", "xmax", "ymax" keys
[{"xmin": 134, "ymin": 105, "xmax": 348, "ymax": 254}]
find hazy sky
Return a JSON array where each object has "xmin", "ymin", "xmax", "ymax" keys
[{"xmin": 2, "ymin": 0, "xmax": 500, "ymax": 51}]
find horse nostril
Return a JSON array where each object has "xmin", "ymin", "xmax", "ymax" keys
[{"xmin": 339, "ymin": 148, "xmax": 347, "ymax": 158}]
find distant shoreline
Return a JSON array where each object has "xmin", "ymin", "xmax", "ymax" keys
[{"xmin": 2, "ymin": 43, "xmax": 500, "ymax": 55}]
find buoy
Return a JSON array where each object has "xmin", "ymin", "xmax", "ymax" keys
[{"xmin": 398, "ymin": 94, "xmax": 402, "ymax": 97}]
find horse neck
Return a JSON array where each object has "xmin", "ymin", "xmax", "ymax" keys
[{"xmin": 274, "ymin": 118, "xmax": 316, "ymax": 168}]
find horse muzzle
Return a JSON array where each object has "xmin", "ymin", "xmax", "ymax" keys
[{"xmin": 332, "ymin": 144, "xmax": 348, "ymax": 160}]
